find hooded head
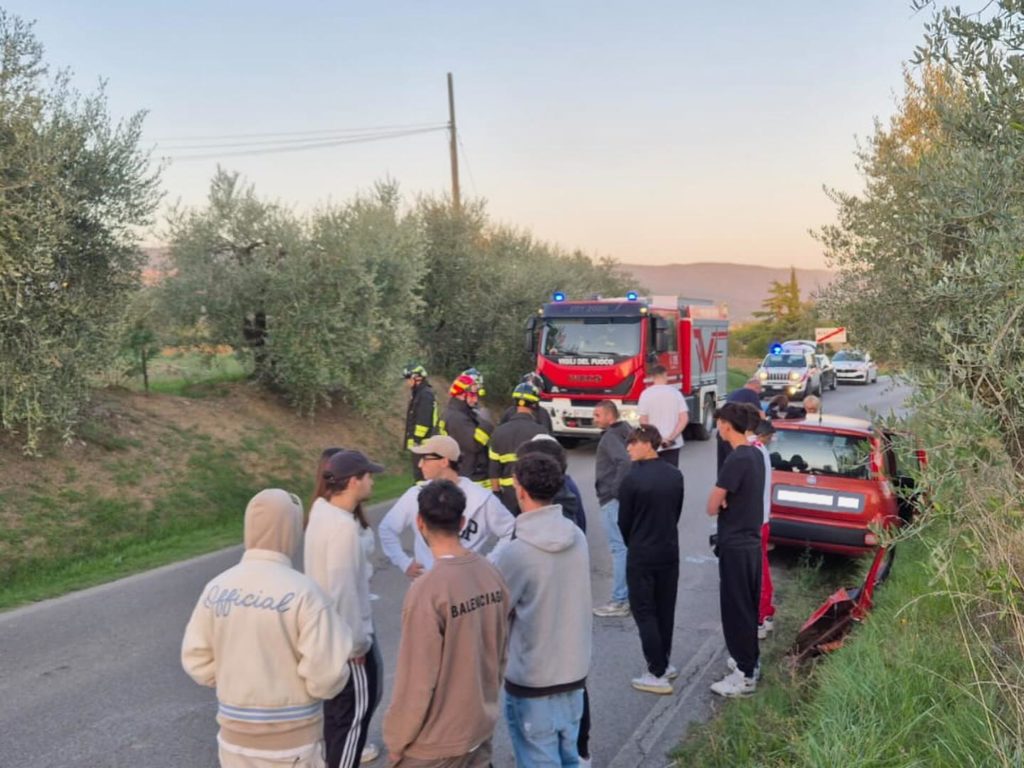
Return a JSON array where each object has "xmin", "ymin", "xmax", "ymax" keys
[{"xmin": 244, "ymin": 488, "xmax": 304, "ymax": 563}]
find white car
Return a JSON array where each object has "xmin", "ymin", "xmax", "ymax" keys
[{"xmin": 832, "ymin": 350, "xmax": 878, "ymax": 385}]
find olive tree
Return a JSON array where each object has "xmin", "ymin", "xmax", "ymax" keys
[
  {"xmin": 0, "ymin": 12, "xmax": 161, "ymax": 450},
  {"xmin": 160, "ymin": 173, "xmax": 424, "ymax": 412}
]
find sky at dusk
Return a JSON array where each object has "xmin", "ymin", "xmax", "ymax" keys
[{"xmin": 11, "ymin": 1, "xmax": 935, "ymax": 268}]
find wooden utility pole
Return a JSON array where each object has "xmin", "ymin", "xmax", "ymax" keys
[{"xmin": 447, "ymin": 72, "xmax": 461, "ymax": 213}]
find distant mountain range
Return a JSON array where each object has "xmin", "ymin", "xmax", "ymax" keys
[{"xmin": 619, "ymin": 262, "xmax": 834, "ymax": 323}]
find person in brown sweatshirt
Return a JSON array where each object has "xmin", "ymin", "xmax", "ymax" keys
[{"xmin": 382, "ymin": 479, "xmax": 510, "ymax": 768}]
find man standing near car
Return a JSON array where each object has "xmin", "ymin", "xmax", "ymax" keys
[
  {"xmin": 592, "ymin": 400, "xmax": 633, "ymax": 619},
  {"xmin": 618, "ymin": 424, "xmax": 685, "ymax": 695},
  {"xmin": 718, "ymin": 377, "xmax": 763, "ymax": 470},
  {"xmin": 707, "ymin": 403, "xmax": 765, "ymax": 698},
  {"xmin": 638, "ymin": 365, "xmax": 688, "ymax": 467}
]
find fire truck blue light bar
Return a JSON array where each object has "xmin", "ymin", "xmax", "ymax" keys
[
  {"xmin": 626, "ymin": 291, "xmax": 638, "ymax": 301},
  {"xmin": 552, "ymin": 291, "xmax": 566, "ymax": 302}
]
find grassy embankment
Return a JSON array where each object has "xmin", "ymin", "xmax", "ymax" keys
[{"xmin": 0, "ymin": 351, "xmax": 413, "ymax": 611}]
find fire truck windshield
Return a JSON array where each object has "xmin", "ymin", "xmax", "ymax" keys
[{"xmin": 541, "ymin": 317, "xmax": 642, "ymax": 359}]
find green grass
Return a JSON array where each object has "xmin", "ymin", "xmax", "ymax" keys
[
  {"xmin": 133, "ymin": 351, "xmax": 250, "ymax": 397},
  {"xmin": 728, "ymin": 367, "xmax": 750, "ymax": 390},
  {"xmin": 672, "ymin": 535, "xmax": 1002, "ymax": 767},
  {"xmin": 0, "ymin": 439, "xmax": 413, "ymax": 612}
]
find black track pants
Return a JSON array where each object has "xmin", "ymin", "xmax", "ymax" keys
[
  {"xmin": 718, "ymin": 547, "xmax": 761, "ymax": 677},
  {"xmin": 626, "ymin": 561, "xmax": 679, "ymax": 678},
  {"xmin": 324, "ymin": 638, "xmax": 381, "ymax": 768}
]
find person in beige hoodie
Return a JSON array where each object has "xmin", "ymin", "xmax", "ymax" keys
[{"xmin": 182, "ymin": 489, "xmax": 353, "ymax": 768}]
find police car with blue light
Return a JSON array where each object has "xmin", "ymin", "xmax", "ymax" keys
[{"xmin": 755, "ymin": 340, "xmax": 822, "ymax": 400}]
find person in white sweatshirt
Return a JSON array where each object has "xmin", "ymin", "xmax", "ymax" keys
[
  {"xmin": 379, "ymin": 435, "xmax": 515, "ymax": 579},
  {"xmin": 305, "ymin": 450, "xmax": 384, "ymax": 768},
  {"xmin": 182, "ymin": 488, "xmax": 353, "ymax": 768}
]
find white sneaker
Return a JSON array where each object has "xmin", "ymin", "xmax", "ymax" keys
[
  {"xmin": 360, "ymin": 742, "xmax": 380, "ymax": 763},
  {"xmin": 665, "ymin": 664, "xmax": 679, "ymax": 680},
  {"xmin": 726, "ymin": 656, "xmax": 761, "ymax": 680},
  {"xmin": 710, "ymin": 668, "xmax": 757, "ymax": 697},
  {"xmin": 631, "ymin": 671, "xmax": 673, "ymax": 695},
  {"xmin": 758, "ymin": 617, "xmax": 774, "ymax": 639},
  {"xmin": 593, "ymin": 600, "xmax": 631, "ymax": 617},
  {"xmin": 579, "ymin": 758, "xmax": 592, "ymax": 767}
]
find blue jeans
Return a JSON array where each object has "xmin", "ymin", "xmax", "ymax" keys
[
  {"xmin": 505, "ymin": 689, "xmax": 584, "ymax": 767},
  {"xmin": 601, "ymin": 500, "xmax": 628, "ymax": 603}
]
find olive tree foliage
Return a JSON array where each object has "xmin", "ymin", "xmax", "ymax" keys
[
  {"xmin": 0, "ymin": 12, "xmax": 161, "ymax": 450},
  {"xmin": 415, "ymin": 199, "xmax": 634, "ymax": 397},
  {"xmin": 818, "ymin": 2, "xmax": 1024, "ymax": 462},
  {"xmin": 160, "ymin": 171, "xmax": 424, "ymax": 413}
]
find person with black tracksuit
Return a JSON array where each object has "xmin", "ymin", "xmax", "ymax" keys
[
  {"xmin": 488, "ymin": 383, "xmax": 546, "ymax": 516},
  {"xmin": 618, "ymin": 424, "xmax": 685, "ymax": 695},
  {"xmin": 707, "ymin": 402, "xmax": 765, "ymax": 698},
  {"xmin": 403, "ymin": 364, "xmax": 438, "ymax": 481},
  {"xmin": 440, "ymin": 375, "xmax": 492, "ymax": 485}
]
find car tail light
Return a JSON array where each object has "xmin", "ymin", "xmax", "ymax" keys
[{"xmin": 864, "ymin": 532, "xmax": 878, "ymax": 546}]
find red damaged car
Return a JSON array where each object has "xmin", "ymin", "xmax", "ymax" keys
[{"xmin": 766, "ymin": 415, "xmax": 925, "ymax": 556}]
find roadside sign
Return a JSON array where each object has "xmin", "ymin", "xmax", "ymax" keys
[{"xmin": 815, "ymin": 327, "xmax": 847, "ymax": 344}]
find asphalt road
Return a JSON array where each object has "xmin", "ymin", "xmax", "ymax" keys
[{"xmin": 0, "ymin": 377, "xmax": 912, "ymax": 768}]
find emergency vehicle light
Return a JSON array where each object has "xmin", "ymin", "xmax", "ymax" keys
[
  {"xmin": 770, "ymin": 343, "xmax": 783, "ymax": 354},
  {"xmin": 552, "ymin": 291, "xmax": 566, "ymax": 302},
  {"xmin": 626, "ymin": 291, "xmax": 639, "ymax": 301}
]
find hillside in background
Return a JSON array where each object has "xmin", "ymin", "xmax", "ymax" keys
[{"xmin": 621, "ymin": 262, "xmax": 834, "ymax": 322}]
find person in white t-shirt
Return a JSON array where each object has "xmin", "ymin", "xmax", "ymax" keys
[
  {"xmin": 379, "ymin": 435, "xmax": 515, "ymax": 578},
  {"xmin": 638, "ymin": 365, "xmax": 689, "ymax": 468}
]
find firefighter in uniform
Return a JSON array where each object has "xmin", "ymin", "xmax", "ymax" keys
[
  {"xmin": 499, "ymin": 372, "xmax": 553, "ymax": 433},
  {"xmin": 439, "ymin": 374, "xmax": 492, "ymax": 486},
  {"xmin": 460, "ymin": 367, "xmax": 495, "ymax": 433},
  {"xmin": 489, "ymin": 381, "xmax": 547, "ymax": 515},
  {"xmin": 403, "ymin": 363, "xmax": 438, "ymax": 481}
]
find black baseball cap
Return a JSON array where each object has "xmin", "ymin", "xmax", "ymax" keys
[{"xmin": 323, "ymin": 450, "xmax": 385, "ymax": 480}]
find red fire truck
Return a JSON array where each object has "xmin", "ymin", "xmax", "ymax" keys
[{"xmin": 524, "ymin": 292, "xmax": 729, "ymax": 441}]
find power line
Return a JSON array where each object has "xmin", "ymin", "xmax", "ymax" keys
[
  {"xmin": 155, "ymin": 124, "xmax": 448, "ymax": 151},
  {"xmin": 151, "ymin": 121, "xmax": 445, "ymax": 143},
  {"xmin": 159, "ymin": 126, "xmax": 447, "ymax": 161}
]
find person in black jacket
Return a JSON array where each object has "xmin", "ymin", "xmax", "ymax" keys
[
  {"xmin": 515, "ymin": 435, "xmax": 586, "ymax": 532},
  {"xmin": 489, "ymin": 383, "xmax": 546, "ymax": 515},
  {"xmin": 593, "ymin": 400, "xmax": 633, "ymax": 618},
  {"xmin": 440, "ymin": 374, "xmax": 492, "ymax": 486},
  {"xmin": 403, "ymin": 363, "xmax": 438, "ymax": 481},
  {"xmin": 619, "ymin": 424, "xmax": 685, "ymax": 696},
  {"xmin": 499, "ymin": 372, "xmax": 553, "ymax": 433}
]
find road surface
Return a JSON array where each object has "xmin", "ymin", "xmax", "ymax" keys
[{"xmin": 0, "ymin": 378, "xmax": 911, "ymax": 767}]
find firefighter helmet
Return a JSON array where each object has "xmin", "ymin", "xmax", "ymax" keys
[
  {"xmin": 449, "ymin": 374, "xmax": 476, "ymax": 398},
  {"xmin": 512, "ymin": 382, "xmax": 540, "ymax": 408},
  {"xmin": 402, "ymin": 362, "xmax": 428, "ymax": 379},
  {"xmin": 521, "ymin": 371, "xmax": 543, "ymax": 390},
  {"xmin": 460, "ymin": 367, "xmax": 486, "ymax": 397}
]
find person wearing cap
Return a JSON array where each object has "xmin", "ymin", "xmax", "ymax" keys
[
  {"xmin": 439, "ymin": 374, "xmax": 493, "ymax": 486},
  {"xmin": 378, "ymin": 435, "xmax": 515, "ymax": 579},
  {"xmin": 488, "ymin": 382, "xmax": 547, "ymax": 516},
  {"xmin": 404, "ymin": 363, "xmax": 438, "ymax": 482},
  {"xmin": 499, "ymin": 372, "xmax": 553, "ymax": 433},
  {"xmin": 382, "ymin": 480, "xmax": 510, "ymax": 767},
  {"xmin": 305, "ymin": 450, "xmax": 386, "ymax": 768},
  {"xmin": 182, "ymin": 489, "xmax": 353, "ymax": 768}
]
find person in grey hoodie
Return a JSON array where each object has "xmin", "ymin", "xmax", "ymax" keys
[
  {"xmin": 592, "ymin": 400, "xmax": 634, "ymax": 618},
  {"xmin": 493, "ymin": 453, "xmax": 592, "ymax": 767}
]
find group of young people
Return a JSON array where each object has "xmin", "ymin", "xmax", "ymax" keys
[{"xmin": 179, "ymin": 365, "xmax": 777, "ymax": 768}]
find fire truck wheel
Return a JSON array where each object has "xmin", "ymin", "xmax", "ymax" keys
[{"xmin": 686, "ymin": 395, "xmax": 715, "ymax": 442}]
